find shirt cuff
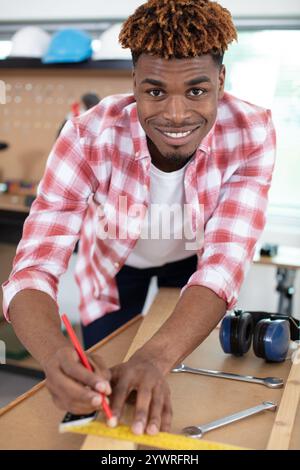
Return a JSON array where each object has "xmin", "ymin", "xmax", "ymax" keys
[
  {"xmin": 180, "ymin": 266, "xmax": 238, "ymax": 310},
  {"xmin": 2, "ymin": 270, "xmax": 58, "ymax": 322}
]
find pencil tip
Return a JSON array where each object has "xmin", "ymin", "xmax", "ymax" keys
[{"xmin": 107, "ymin": 416, "xmax": 118, "ymax": 428}]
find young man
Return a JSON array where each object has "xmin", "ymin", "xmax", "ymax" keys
[{"xmin": 2, "ymin": 0, "xmax": 275, "ymax": 436}]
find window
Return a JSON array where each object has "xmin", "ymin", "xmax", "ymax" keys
[
  {"xmin": 0, "ymin": 41, "xmax": 11, "ymax": 59},
  {"xmin": 224, "ymin": 30, "xmax": 300, "ymax": 218}
]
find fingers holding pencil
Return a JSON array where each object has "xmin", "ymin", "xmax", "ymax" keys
[
  {"xmin": 88, "ymin": 354, "xmax": 112, "ymax": 395},
  {"xmin": 44, "ymin": 346, "xmax": 110, "ymax": 415},
  {"xmin": 43, "ymin": 314, "xmax": 116, "ymax": 426}
]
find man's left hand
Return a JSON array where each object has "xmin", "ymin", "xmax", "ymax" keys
[{"xmin": 109, "ymin": 354, "xmax": 172, "ymax": 435}]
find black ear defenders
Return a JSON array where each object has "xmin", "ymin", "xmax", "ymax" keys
[{"xmin": 219, "ymin": 310, "xmax": 300, "ymax": 362}]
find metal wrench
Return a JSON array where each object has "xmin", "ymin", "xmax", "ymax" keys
[
  {"xmin": 182, "ymin": 401, "xmax": 277, "ymax": 438},
  {"xmin": 172, "ymin": 363, "xmax": 284, "ymax": 388}
]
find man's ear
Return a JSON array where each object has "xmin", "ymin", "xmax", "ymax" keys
[{"xmin": 218, "ymin": 64, "xmax": 226, "ymax": 99}]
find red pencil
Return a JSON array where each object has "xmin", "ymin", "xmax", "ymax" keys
[{"xmin": 61, "ymin": 313, "xmax": 114, "ymax": 421}]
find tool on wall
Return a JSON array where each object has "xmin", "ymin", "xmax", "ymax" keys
[
  {"xmin": 172, "ymin": 363, "xmax": 284, "ymax": 388},
  {"xmin": 219, "ymin": 310, "xmax": 300, "ymax": 362}
]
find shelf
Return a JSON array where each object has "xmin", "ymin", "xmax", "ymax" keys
[
  {"xmin": 0, "ymin": 57, "xmax": 133, "ymax": 70},
  {"xmin": 0, "ymin": 194, "xmax": 30, "ymax": 214}
]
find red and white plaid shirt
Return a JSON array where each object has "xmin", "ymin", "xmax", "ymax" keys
[{"xmin": 2, "ymin": 92, "xmax": 276, "ymax": 325}]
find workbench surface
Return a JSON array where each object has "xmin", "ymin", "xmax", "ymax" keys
[{"xmin": 0, "ymin": 304, "xmax": 299, "ymax": 450}]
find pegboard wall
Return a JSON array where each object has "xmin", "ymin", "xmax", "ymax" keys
[{"xmin": 0, "ymin": 68, "xmax": 133, "ymax": 182}]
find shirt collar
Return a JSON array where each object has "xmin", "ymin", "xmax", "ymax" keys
[
  {"xmin": 197, "ymin": 120, "xmax": 216, "ymax": 156},
  {"xmin": 129, "ymin": 105, "xmax": 150, "ymax": 160}
]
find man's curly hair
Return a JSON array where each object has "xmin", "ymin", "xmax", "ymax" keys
[{"xmin": 119, "ymin": 0, "xmax": 237, "ymax": 66}]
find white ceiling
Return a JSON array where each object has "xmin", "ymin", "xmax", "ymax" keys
[{"xmin": 0, "ymin": 0, "xmax": 299, "ymax": 21}]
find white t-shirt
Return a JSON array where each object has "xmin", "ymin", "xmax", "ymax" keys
[{"xmin": 125, "ymin": 160, "xmax": 197, "ymax": 268}]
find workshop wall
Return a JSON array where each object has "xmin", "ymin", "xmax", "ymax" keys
[{"xmin": 0, "ymin": 69, "xmax": 132, "ymax": 181}]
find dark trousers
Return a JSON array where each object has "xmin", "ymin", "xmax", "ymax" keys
[{"xmin": 81, "ymin": 254, "xmax": 198, "ymax": 349}]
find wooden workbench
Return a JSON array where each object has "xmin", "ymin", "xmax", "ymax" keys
[
  {"xmin": 0, "ymin": 287, "xmax": 299, "ymax": 450},
  {"xmin": 254, "ymin": 245, "xmax": 300, "ymax": 271}
]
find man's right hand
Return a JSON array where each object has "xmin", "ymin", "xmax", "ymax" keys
[{"xmin": 44, "ymin": 346, "xmax": 111, "ymax": 415}]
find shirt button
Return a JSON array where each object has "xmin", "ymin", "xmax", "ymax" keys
[
  {"xmin": 143, "ymin": 184, "xmax": 147, "ymax": 191},
  {"xmin": 135, "ymin": 152, "xmax": 139, "ymax": 158},
  {"xmin": 114, "ymin": 262, "xmax": 120, "ymax": 269}
]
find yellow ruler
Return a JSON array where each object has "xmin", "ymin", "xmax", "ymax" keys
[{"xmin": 61, "ymin": 421, "xmax": 246, "ymax": 450}]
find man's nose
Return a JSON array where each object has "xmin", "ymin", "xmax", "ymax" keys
[{"xmin": 162, "ymin": 95, "xmax": 191, "ymax": 126}]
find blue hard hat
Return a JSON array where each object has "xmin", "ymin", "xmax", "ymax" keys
[{"xmin": 42, "ymin": 29, "xmax": 92, "ymax": 64}]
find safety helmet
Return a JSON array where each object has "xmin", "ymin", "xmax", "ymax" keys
[
  {"xmin": 43, "ymin": 29, "xmax": 92, "ymax": 64},
  {"xmin": 9, "ymin": 26, "xmax": 51, "ymax": 58},
  {"xmin": 92, "ymin": 23, "xmax": 131, "ymax": 60}
]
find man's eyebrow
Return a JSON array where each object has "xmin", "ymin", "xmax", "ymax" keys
[
  {"xmin": 140, "ymin": 78, "xmax": 166, "ymax": 87},
  {"xmin": 185, "ymin": 76, "xmax": 211, "ymax": 86},
  {"xmin": 140, "ymin": 76, "xmax": 212, "ymax": 87}
]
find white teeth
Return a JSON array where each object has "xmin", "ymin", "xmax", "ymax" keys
[{"xmin": 163, "ymin": 130, "xmax": 192, "ymax": 139}]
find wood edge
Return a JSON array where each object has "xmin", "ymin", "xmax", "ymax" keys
[
  {"xmin": 0, "ymin": 314, "xmax": 143, "ymax": 418},
  {"xmin": 0, "ymin": 380, "xmax": 45, "ymax": 417},
  {"xmin": 122, "ymin": 288, "xmax": 180, "ymax": 363},
  {"xmin": 80, "ymin": 289, "xmax": 178, "ymax": 451},
  {"xmin": 80, "ymin": 312, "xmax": 146, "ymax": 450},
  {"xmin": 266, "ymin": 361, "xmax": 300, "ymax": 450}
]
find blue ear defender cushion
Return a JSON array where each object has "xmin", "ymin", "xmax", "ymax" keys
[
  {"xmin": 219, "ymin": 311, "xmax": 253, "ymax": 356},
  {"xmin": 252, "ymin": 320, "xmax": 268, "ymax": 359},
  {"xmin": 253, "ymin": 319, "xmax": 290, "ymax": 362},
  {"xmin": 232, "ymin": 311, "xmax": 253, "ymax": 356},
  {"xmin": 219, "ymin": 314, "xmax": 232, "ymax": 353}
]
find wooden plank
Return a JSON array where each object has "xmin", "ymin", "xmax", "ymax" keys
[
  {"xmin": 81, "ymin": 288, "xmax": 180, "ymax": 450},
  {"xmin": 0, "ymin": 316, "xmax": 143, "ymax": 450},
  {"xmin": 0, "ymin": 316, "xmax": 141, "ymax": 419},
  {"xmin": 0, "ymin": 314, "xmax": 296, "ymax": 450},
  {"xmin": 267, "ymin": 355, "xmax": 300, "ymax": 450},
  {"xmin": 81, "ymin": 434, "xmax": 136, "ymax": 450},
  {"xmin": 122, "ymin": 288, "xmax": 180, "ymax": 359}
]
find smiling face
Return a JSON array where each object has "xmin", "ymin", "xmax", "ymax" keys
[{"xmin": 133, "ymin": 53, "xmax": 225, "ymax": 172}]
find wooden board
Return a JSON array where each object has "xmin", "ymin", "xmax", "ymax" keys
[
  {"xmin": 267, "ymin": 358, "xmax": 300, "ymax": 449},
  {"xmin": 0, "ymin": 289, "xmax": 300, "ymax": 450},
  {"xmin": 81, "ymin": 288, "xmax": 180, "ymax": 450},
  {"xmin": 0, "ymin": 315, "xmax": 143, "ymax": 450}
]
